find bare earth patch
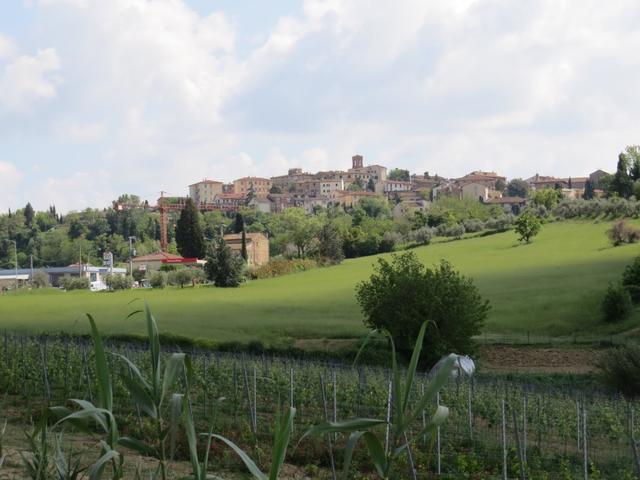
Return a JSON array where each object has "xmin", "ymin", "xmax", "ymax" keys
[{"xmin": 477, "ymin": 345, "xmax": 601, "ymax": 374}]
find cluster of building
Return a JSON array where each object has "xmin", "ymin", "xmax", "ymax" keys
[{"xmin": 184, "ymin": 154, "xmax": 610, "ymax": 216}]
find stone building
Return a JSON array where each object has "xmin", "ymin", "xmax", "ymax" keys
[{"xmin": 223, "ymin": 232, "xmax": 270, "ymax": 266}]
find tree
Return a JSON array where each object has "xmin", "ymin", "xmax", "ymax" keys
[
  {"xmin": 622, "ymin": 256, "xmax": 640, "ymax": 303},
  {"xmin": 317, "ymin": 221, "xmax": 344, "ymax": 265},
  {"xmin": 205, "ymin": 238, "xmax": 245, "ymax": 287},
  {"xmin": 388, "ymin": 168, "xmax": 410, "ymax": 182},
  {"xmin": 356, "ymin": 253, "xmax": 489, "ymax": 366},
  {"xmin": 24, "ymin": 202, "xmax": 34, "ymax": 227},
  {"xmin": 514, "ymin": 212, "xmax": 541, "ymax": 243},
  {"xmin": 348, "ymin": 178, "xmax": 365, "ymax": 191},
  {"xmin": 175, "ymin": 198, "xmax": 206, "ymax": 258},
  {"xmin": 279, "ymin": 208, "xmax": 320, "ymax": 258},
  {"xmin": 495, "ymin": 178, "xmax": 506, "ymax": 192},
  {"xmin": 583, "ymin": 179, "xmax": 595, "ymax": 199},
  {"xmin": 234, "ymin": 213, "xmax": 244, "ymax": 234},
  {"xmin": 531, "ymin": 188, "xmax": 562, "ymax": 209},
  {"xmin": 626, "ymin": 145, "xmax": 640, "ymax": 181},
  {"xmin": 240, "ymin": 229, "xmax": 248, "ymax": 261},
  {"xmin": 168, "ymin": 269, "xmax": 193, "ymax": 288},
  {"xmin": 610, "ymin": 152, "xmax": 633, "ymax": 198},
  {"xmin": 506, "ymin": 179, "xmax": 529, "ymax": 198},
  {"xmin": 602, "ymin": 283, "xmax": 632, "ymax": 322},
  {"xmin": 269, "ymin": 185, "xmax": 282, "ymax": 194},
  {"xmin": 366, "ymin": 178, "xmax": 376, "ymax": 192}
]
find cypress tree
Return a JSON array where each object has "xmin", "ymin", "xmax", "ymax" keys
[
  {"xmin": 583, "ymin": 179, "xmax": 595, "ymax": 200},
  {"xmin": 24, "ymin": 202, "xmax": 34, "ymax": 227},
  {"xmin": 241, "ymin": 229, "xmax": 248, "ymax": 262},
  {"xmin": 175, "ymin": 198, "xmax": 206, "ymax": 258},
  {"xmin": 234, "ymin": 212, "xmax": 244, "ymax": 234}
]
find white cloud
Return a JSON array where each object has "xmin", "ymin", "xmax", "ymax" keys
[
  {"xmin": 5, "ymin": 0, "xmax": 640, "ymax": 210},
  {"xmin": 0, "ymin": 161, "xmax": 23, "ymax": 211},
  {"xmin": 0, "ymin": 48, "xmax": 61, "ymax": 113}
]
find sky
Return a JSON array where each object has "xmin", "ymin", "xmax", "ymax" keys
[{"xmin": 1, "ymin": 0, "xmax": 639, "ymax": 212}]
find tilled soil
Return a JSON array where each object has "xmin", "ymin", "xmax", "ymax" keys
[{"xmin": 477, "ymin": 344, "xmax": 600, "ymax": 373}]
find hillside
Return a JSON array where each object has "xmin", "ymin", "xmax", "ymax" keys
[{"xmin": 1, "ymin": 221, "xmax": 639, "ymax": 346}]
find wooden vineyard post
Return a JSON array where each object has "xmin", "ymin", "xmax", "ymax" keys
[
  {"xmin": 437, "ymin": 391, "xmax": 442, "ymax": 475},
  {"xmin": 467, "ymin": 378, "xmax": 473, "ymax": 442},
  {"xmin": 502, "ymin": 398, "xmax": 507, "ymax": 480},
  {"xmin": 320, "ymin": 374, "xmax": 337, "ymax": 480},
  {"xmin": 629, "ymin": 406, "xmax": 640, "ymax": 478},
  {"xmin": 512, "ymin": 406, "xmax": 526, "ymax": 480},
  {"xmin": 582, "ymin": 403, "xmax": 588, "ymax": 480}
]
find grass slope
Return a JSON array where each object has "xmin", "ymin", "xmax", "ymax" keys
[{"xmin": 1, "ymin": 221, "xmax": 639, "ymax": 345}]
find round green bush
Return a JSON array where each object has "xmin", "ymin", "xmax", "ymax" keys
[{"xmin": 602, "ymin": 283, "xmax": 633, "ymax": 322}]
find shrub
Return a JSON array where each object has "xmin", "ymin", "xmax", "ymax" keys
[
  {"xmin": 149, "ymin": 271, "xmax": 167, "ymax": 289},
  {"xmin": 462, "ymin": 218, "xmax": 484, "ymax": 233},
  {"xmin": 60, "ymin": 276, "xmax": 90, "ymax": 291},
  {"xmin": 602, "ymin": 283, "xmax": 633, "ymax": 322},
  {"xmin": 607, "ymin": 220, "xmax": 640, "ymax": 246},
  {"xmin": 251, "ymin": 258, "xmax": 317, "ymax": 279},
  {"xmin": 355, "ymin": 252, "xmax": 489, "ymax": 366},
  {"xmin": 167, "ymin": 269, "xmax": 193, "ymax": 288},
  {"xmin": 31, "ymin": 271, "xmax": 50, "ymax": 288},
  {"xmin": 622, "ymin": 256, "xmax": 640, "ymax": 302},
  {"xmin": 409, "ymin": 226, "xmax": 433, "ymax": 245},
  {"xmin": 105, "ymin": 274, "xmax": 132, "ymax": 291},
  {"xmin": 485, "ymin": 214, "xmax": 514, "ymax": 231},
  {"xmin": 437, "ymin": 223, "xmax": 465, "ymax": 239},
  {"xmin": 379, "ymin": 231, "xmax": 403, "ymax": 253},
  {"xmin": 598, "ymin": 345, "xmax": 640, "ymax": 397}
]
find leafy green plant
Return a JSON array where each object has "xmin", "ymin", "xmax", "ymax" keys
[
  {"xmin": 209, "ymin": 406, "xmax": 297, "ymax": 480},
  {"xmin": 53, "ymin": 434, "xmax": 87, "ymax": 480},
  {"xmin": 20, "ymin": 412, "xmax": 51, "ymax": 480},
  {"xmin": 111, "ymin": 303, "xmax": 187, "ymax": 479},
  {"xmin": 52, "ymin": 314, "xmax": 125, "ymax": 480},
  {"xmin": 304, "ymin": 322, "xmax": 455, "ymax": 479}
]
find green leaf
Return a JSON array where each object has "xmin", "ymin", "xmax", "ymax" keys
[
  {"xmin": 110, "ymin": 352, "xmax": 151, "ymax": 391},
  {"xmin": 402, "ymin": 321, "xmax": 429, "ymax": 414},
  {"xmin": 413, "ymin": 405, "xmax": 449, "ymax": 441},
  {"xmin": 144, "ymin": 302, "xmax": 162, "ymax": 399},
  {"xmin": 268, "ymin": 407, "xmax": 295, "ymax": 480},
  {"xmin": 209, "ymin": 434, "xmax": 267, "ymax": 480},
  {"xmin": 411, "ymin": 354, "xmax": 455, "ymax": 426},
  {"xmin": 301, "ymin": 418, "xmax": 386, "ymax": 444},
  {"xmin": 88, "ymin": 448, "xmax": 119, "ymax": 480},
  {"xmin": 118, "ymin": 436, "xmax": 155, "ymax": 456},
  {"xmin": 363, "ymin": 432, "xmax": 387, "ymax": 478},
  {"xmin": 162, "ymin": 353, "xmax": 186, "ymax": 403},
  {"xmin": 121, "ymin": 374, "xmax": 157, "ymax": 418},
  {"xmin": 342, "ymin": 431, "xmax": 365, "ymax": 480},
  {"xmin": 86, "ymin": 314, "xmax": 112, "ymax": 411},
  {"xmin": 183, "ymin": 399, "xmax": 201, "ymax": 479},
  {"xmin": 169, "ymin": 393, "xmax": 183, "ymax": 460}
]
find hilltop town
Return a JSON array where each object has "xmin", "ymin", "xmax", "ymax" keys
[{"xmin": 176, "ymin": 154, "xmax": 609, "ymax": 215}]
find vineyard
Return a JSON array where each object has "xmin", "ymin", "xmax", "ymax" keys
[{"xmin": 1, "ymin": 321, "xmax": 639, "ymax": 479}]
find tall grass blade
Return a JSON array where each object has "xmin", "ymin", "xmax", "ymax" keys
[{"xmin": 86, "ymin": 314, "xmax": 112, "ymax": 411}]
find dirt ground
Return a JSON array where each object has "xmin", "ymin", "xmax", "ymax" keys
[
  {"xmin": 477, "ymin": 344, "xmax": 600, "ymax": 374},
  {"xmin": 0, "ymin": 421, "xmax": 327, "ymax": 480}
]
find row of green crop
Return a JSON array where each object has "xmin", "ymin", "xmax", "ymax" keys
[{"xmin": 1, "ymin": 328, "xmax": 639, "ymax": 478}]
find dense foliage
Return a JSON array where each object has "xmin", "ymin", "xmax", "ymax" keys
[
  {"xmin": 601, "ymin": 283, "xmax": 633, "ymax": 322},
  {"xmin": 205, "ymin": 238, "xmax": 245, "ymax": 287},
  {"xmin": 175, "ymin": 198, "xmax": 206, "ymax": 259},
  {"xmin": 355, "ymin": 252, "xmax": 489, "ymax": 366},
  {"xmin": 598, "ymin": 345, "xmax": 640, "ymax": 397}
]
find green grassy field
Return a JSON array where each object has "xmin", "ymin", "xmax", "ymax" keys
[{"xmin": 1, "ymin": 220, "xmax": 639, "ymax": 346}]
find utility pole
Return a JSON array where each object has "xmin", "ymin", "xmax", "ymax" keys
[
  {"xmin": 30, "ymin": 254, "xmax": 33, "ymax": 286},
  {"xmin": 128, "ymin": 236, "xmax": 136, "ymax": 276},
  {"xmin": 11, "ymin": 240, "xmax": 17, "ymax": 292}
]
